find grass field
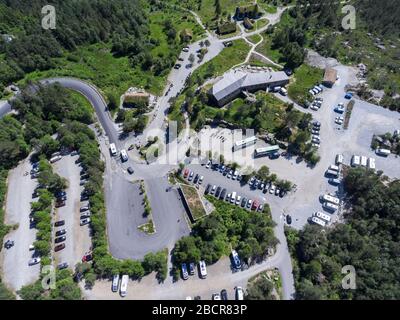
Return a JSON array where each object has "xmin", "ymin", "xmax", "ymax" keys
[
  {"xmin": 180, "ymin": 184, "xmax": 207, "ymax": 221},
  {"xmin": 248, "ymin": 34, "xmax": 262, "ymax": 44},
  {"xmin": 288, "ymin": 64, "xmax": 324, "ymax": 105},
  {"xmin": 256, "ymin": 36, "xmax": 283, "ymax": 64}
]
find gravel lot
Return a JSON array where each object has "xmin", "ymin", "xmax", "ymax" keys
[
  {"xmin": 53, "ymin": 155, "xmax": 92, "ymax": 269},
  {"xmin": 1, "ymin": 158, "xmax": 40, "ymax": 292}
]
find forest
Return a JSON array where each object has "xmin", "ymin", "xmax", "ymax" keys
[
  {"xmin": 0, "ymin": 0, "xmax": 149, "ymax": 92},
  {"xmin": 286, "ymin": 168, "xmax": 400, "ymax": 299}
]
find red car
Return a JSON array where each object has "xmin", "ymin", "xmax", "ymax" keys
[
  {"xmin": 82, "ymin": 253, "xmax": 93, "ymax": 262},
  {"xmin": 55, "ymin": 243, "xmax": 65, "ymax": 252},
  {"xmin": 252, "ymin": 200, "xmax": 259, "ymax": 211},
  {"xmin": 183, "ymin": 169, "xmax": 189, "ymax": 178}
]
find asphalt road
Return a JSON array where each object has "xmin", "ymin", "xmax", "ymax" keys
[
  {"xmin": 1, "ymin": 158, "xmax": 40, "ymax": 292},
  {"xmin": 105, "ymin": 173, "xmax": 190, "ymax": 260}
]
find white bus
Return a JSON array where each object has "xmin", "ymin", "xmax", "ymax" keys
[
  {"xmin": 323, "ymin": 202, "xmax": 339, "ymax": 212},
  {"xmin": 311, "ymin": 216, "xmax": 326, "ymax": 227},
  {"xmin": 233, "ymin": 136, "xmax": 257, "ymax": 151},
  {"xmin": 120, "ymin": 149, "xmax": 128, "ymax": 162},
  {"xmin": 314, "ymin": 211, "xmax": 331, "ymax": 223},
  {"xmin": 120, "ymin": 275, "xmax": 129, "ymax": 297},
  {"xmin": 50, "ymin": 155, "xmax": 62, "ymax": 163},
  {"xmin": 254, "ymin": 145, "xmax": 279, "ymax": 158},
  {"xmin": 368, "ymin": 158, "xmax": 376, "ymax": 170},
  {"xmin": 360, "ymin": 156, "xmax": 368, "ymax": 167},
  {"xmin": 351, "ymin": 155, "xmax": 360, "ymax": 167},
  {"xmin": 109, "ymin": 143, "xmax": 117, "ymax": 156},
  {"xmin": 321, "ymin": 194, "xmax": 340, "ymax": 205}
]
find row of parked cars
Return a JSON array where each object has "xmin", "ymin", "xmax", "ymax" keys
[
  {"xmin": 249, "ymin": 177, "xmax": 286, "ymax": 198},
  {"xmin": 183, "ymin": 169, "xmax": 204, "ymax": 185},
  {"xmin": 205, "ymin": 183, "xmax": 265, "ymax": 212},
  {"xmin": 309, "ymin": 97, "xmax": 323, "ymax": 111},
  {"xmin": 205, "ymin": 161, "xmax": 242, "ymax": 181},
  {"xmin": 310, "ymin": 121, "xmax": 321, "ymax": 148},
  {"xmin": 309, "ymin": 84, "xmax": 324, "ymax": 96},
  {"xmin": 212, "ymin": 287, "xmax": 244, "ymax": 300}
]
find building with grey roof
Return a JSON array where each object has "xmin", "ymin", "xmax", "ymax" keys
[{"xmin": 208, "ymin": 69, "xmax": 290, "ymax": 106}]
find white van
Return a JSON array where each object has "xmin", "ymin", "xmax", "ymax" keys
[
  {"xmin": 280, "ymin": 87, "xmax": 288, "ymax": 96},
  {"xmin": 231, "ymin": 192, "xmax": 237, "ymax": 204},
  {"xmin": 120, "ymin": 149, "xmax": 128, "ymax": 162},
  {"xmin": 329, "ymin": 164, "xmax": 340, "ymax": 172},
  {"xmin": 335, "ymin": 154, "xmax": 344, "ymax": 165},
  {"xmin": 120, "ymin": 275, "xmax": 129, "ymax": 297},
  {"xmin": 376, "ymin": 148, "xmax": 391, "ymax": 156},
  {"xmin": 314, "ymin": 211, "xmax": 331, "ymax": 222},
  {"xmin": 109, "ymin": 143, "xmax": 117, "ymax": 156},
  {"xmin": 311, "ymin": 216, "xmax": 326, "ymax": 227},
  {"xmin": 199, "ymin": 260, "xmax": 207, "ymax": 279},
  {"xmin": 323, "ymin": 202, "xmax": 339, "ymax": 212},
  {"xmin": 235, "ymin": 287, "xmax": 244, "ymax": 300},
  {"xmin": 112, "ymin": 275, "xmax": 120, "ymax": 292},
  {"xmin": 321, "ymin": 194, "xmax": 340, "ymax": 205}
]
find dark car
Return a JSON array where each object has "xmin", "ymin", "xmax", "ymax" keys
[
  {"xmin": 221, "ymin": 289, "xmax": 228, "ymax": 300},
  {"xmin": 219, "ymin": 188, "xmax": 227, "ymax": 200},
  {"xmin": 205, "ymin": 184, "xmax": 211, "ymax": 195},
  {"xmin": 80, "ymin": 180, "xmax": 88, "ymax": 186},
  {"xmin": 55, "ymin": 201, "xmax": 66, "ymax": 208},
  {"xmin": 215, "ymin": 186, "xmax": 222, "ymax": 198},
  {"xmin": 80, "ymin": 173, "xmax": 89, "ymax": 180},
  {"xmin": 189, "ymin": 263, "xmax": 195, "ymax": 275},
  {"xmin": 279, "ymin": 190, "xmax": 286, "ymax": 198},
  {"xmin": 80, "ymin": 195, "xmax": 89, "ymax": 201},
  {"xmin": 241, "ymin": 197, "xmax": 247, "ymax": 207},
  {"xmin": 4, "ymin": 240, "xmax": 14, "ymax": 249},
  {"xmin": 57, "ymin": 262, "xmax": 69, "ymax": 270},
  {"xmin": 55, "ymin": 236, "xmax": 66, "ymax": 244},
  {"xmin": 55, "ymin": 229, "xmax": 66, "ymax": 237},
  {"xmin": 127, "ymin": 167, "xmax": 134, "ymax": 175},
  {"xmin": 54, "ymin": 220, "xmax": 65, "ymax": 227},
  {"xmin": 286, "ymin": 215, "xmax": 292, "ymax": 225},
  {"xmin": 57, "ymin": 195, "xmax": 67, "ymax": 201},
  {"xmin": 55, "ymin": 243, "xmax": 65, "ymax": 252},
  {"xmin": 56, "ymin": 191, "xmax": 66, "ymax": 197},
  {"xmin": 82, "ymin": 253, "xmax": 93, "ymax": 262},
  {"xmin": 194, "ymin": 174, "xmax": 199, "ymax": 184}
]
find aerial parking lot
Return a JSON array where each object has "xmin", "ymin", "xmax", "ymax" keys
[
  {"xmin": 1, "ymin": 158, "xmax": 40, "ymax": 292},
  {"xmin": 53, "ymin": 154, "xmax": 92, "ymax": 269}
]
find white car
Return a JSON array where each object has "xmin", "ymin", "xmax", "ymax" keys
[
  {"xmin": 269, "ymin": 185, "xmax": 276, "ymax": 194},
  {"xmin": 235, "ymin": 287, "xmax": 244, "ymax": 300},
  {"xmin": 310, "ymin": 105, "xmax": 319, "ymax": 111},
  {"xmin": 29, "ymin": 257, "xmax": 41, "ymax": 266},
  {"xmin": 205, "ymin": 160, "xmax": 211, "ymax": 169},
  {"xmin": 335, "ymin": 116, "xmax": 344, "ymax": 125},
  {"xmin": 212, "ymin": 293, "xmax": 221, "ymax": 300}
]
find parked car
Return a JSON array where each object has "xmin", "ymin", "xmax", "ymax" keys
[
  {"xmin": 205, "ymin": 160, "xmax": 211, "ymax": 169},
  {"xmin": 269, "ymin": 185, "xmax": 276, "ymax": 194},
  {"xmin": 55, "ymin": 229, "xmax": 66, "ymax": 237},
  {"xmin": 29, "ymin": 258, "xmax": 41, "ymax": 266},
  {"xmin": 127, "ymin": 167, "xmax": 134, "ymax": 175},
  {"xmin": 231, "ymin": 250, "xmax": 242, "ymax": 269},
  {"xmin": 55, "ymin": 236, "xmax": 66, "ymax": 244},
  {"xmin": 57, "ymin": 262, "xmax": 69, "ymax": 270},
  {"xmin": 193, "ymin": 174, "xmax": 199, "ymax": 184},
  {"xmin": 286, "ymin": 215, "xmax": 292, "ymax": 225},
  {"xmin": 82, "ymin": 253, "xmax": 93, "ymax": 262},
  {"xmin": 183, "ymin": 169, "xmax": 189, "ymax": 178},
  {"xmin": 258, "ymin": 204, "xmax": 264, "ymax": 212},
  {"xmin": 112, "ymin": 275, "xmax": 120, "ymax": 292},
  {"xmin": 188, "ymin": 171, "xmax": 194, "ymax": 181},
  {"xmin": 80, "ymin": 218, "xmax": 91, "ymax": 226},
  {"xmin": 4, "ymin": 240, "xmax": 14, "ymax": 249},
  {"xmin": 210, "ymin": 185, "xmax": 216, "ymax": 195},
  {"xmin": 215, "ymin": 186, "xmax": 222, "ymax": 198},
  {"xmin": 55, "ymin": 201, "xmax": 66, "ymax": 208},
  {"xmin": 55, "ymin": 244, "xmax": 65, "ymax": 252},
  {"xmin": 220, "ymin": 188, "xmax": 227, "ymax": 200},
  {"xmin": 199, "ymin": 260, "xmax": 207, "ymax": 279},
  {"xmin": 235, "ymin": 287, "xmax": 244, "ymax": 300},
  {"xmin": 221, "ymin": 289, "xmax": 228, "ymax": 300},
  {"xmin": 80, "ymin": 212, "xmax": 91, "ymax": 219},
  {"xmin": 198, "ymin": 176, "xmax": 204, "ymax": 185},
  {"xmin": 246, "ymin": 199, "xmax": 253, "ymax": 209},
  {"xmin": 80, "ymin": 205, "xmax": 90, "ymax": 212},
  {"xmin": 181, "ymin": 263, "xmax": 189, "ymax": 280},
  {"xmin": 241, "ymin": 197, "xmax": 247, "ymax": 207},
  {"xmin": 211, "ymin": 293, "xmax": 221, "ymax": 300},
  {"xmin": 189, "ymin": 263, "xmax": 195, "ymax": 276},
  {"xmin": 54, "ymin": 220, "xmax": 65, "ymax": 227},
  {"xmin": 205, "ymin": 184, "xmax": 211, "ymax": 195}
]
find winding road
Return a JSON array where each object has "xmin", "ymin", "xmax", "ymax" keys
[{"xmin": 0, "ymin": 6, "xmax": 297, "ymax": 300}]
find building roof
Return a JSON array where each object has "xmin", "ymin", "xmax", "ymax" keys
[
  {"xmin": 210, "ymin": 69, "xmax": 289, "ymax": 102},
  {"xmin": 323, "ymin": 68, "xmax": 337, "ymax": 84}
]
